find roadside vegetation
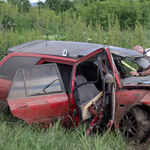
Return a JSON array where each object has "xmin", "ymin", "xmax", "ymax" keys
[
  {"xmin": 0, "ymin": 108, "xmax": 139, "ymax": 150},
  {"xmin": 0, "ymin": 0, "xmax": 150, "ymax": 149},
  {"xmin": 0, "ymin": 0, "xmax": 150, "ymax": 60}
]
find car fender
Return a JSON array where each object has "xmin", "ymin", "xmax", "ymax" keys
[{"xmin": 114, "ymin": 89, "xmax": 149, "ymax": 129}]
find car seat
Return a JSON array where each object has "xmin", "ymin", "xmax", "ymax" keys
[{"xmin": 75, "ymin": 75, "xmax": 100, "ymax": 105}]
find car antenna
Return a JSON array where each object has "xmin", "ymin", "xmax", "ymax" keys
[
  {"xmin": 46, "ymin": 40, "xmax": 48, "ymax": 46},
  {"xmin": 0, "ymin": 51, "xmax": 6, "ymax": 56}
]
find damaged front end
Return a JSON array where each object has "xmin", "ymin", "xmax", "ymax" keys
[
  {"xmin": 79, "ymin": 49, "xmax": 150, "ymax": 143},
  {"xmin": 114, "ymin": 87, "xmax": 150, "ymax": 143}
]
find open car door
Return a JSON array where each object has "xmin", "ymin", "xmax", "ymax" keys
[
  {"xmin": 80, "ymin": 48, "xmax": 116, "ymax": 135},
  {"xmin": 7, "ymin": 63, "xmax": 70, "ymax": 127}
]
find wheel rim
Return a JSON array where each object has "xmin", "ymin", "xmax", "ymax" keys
[{"xmin": 119, "ymin": 110, "xmax": 137, "ymax": 138}]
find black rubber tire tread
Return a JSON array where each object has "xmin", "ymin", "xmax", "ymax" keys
[{"xmin": 119, "ymin": 106, "xmax": 148, "ymax": 142}]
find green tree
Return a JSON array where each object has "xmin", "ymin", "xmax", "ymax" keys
[
  {"xmin": 0, "ymin": 0, "xmax": 6, "ymax": 5},
  {"xmin": 72, "ymin": 0, "xmax": 150, "ymax": 29},
  {"xmin": 37, "ymin": 0, "xmax": 45, "ymax": 8},
  {"xmin": 60, "ymin": 0, "xmax": 75, "ymax": 12},
  {"xmin": 7, "ymin": 0, "xmax": 30, "ymax": 12},
  {"xmin": 45, "ymin": 0, "xmax": 61, "ymax": 12},
  {"xmin": 45, "ymin": 0, "xmax": 75, "ymax": 12}
]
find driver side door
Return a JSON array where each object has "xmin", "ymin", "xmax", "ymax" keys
[{"xmin": 7, "ymin": 63, "xmax": 70, "ymax": 126}]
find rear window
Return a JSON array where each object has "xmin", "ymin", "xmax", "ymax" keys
[{"xmin": 0, "ymin": 56, "xmax": 40, "ymax": 81}]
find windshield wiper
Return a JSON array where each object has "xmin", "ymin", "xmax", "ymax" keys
[{"xmin": 43, "ymin": 79, "xmax": 59, "ymax": 93}]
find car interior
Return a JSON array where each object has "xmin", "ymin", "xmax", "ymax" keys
[
  {"xmin": 73, "ymin": 55, "xmax": 115, "ymax": 123},
  {"xmin": 74, "ymin": 61, "xmax": 102, "ymax": 106},
  {"xmin": 43, "ymin": 56, "xmax": 113, "ymax": 121},
  {"xmin": 42, "ymin": 61, "xmax": 73, "ymax": 95},
  {"xmin": 113, "ymin": 55, "xmax": 150, "ymax": 87}
]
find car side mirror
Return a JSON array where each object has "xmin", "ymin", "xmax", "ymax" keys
[{"xmin": 104, "ymin": 74, "xmax": 114, "ymax": 84}]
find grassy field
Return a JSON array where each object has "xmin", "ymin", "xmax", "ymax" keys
[
  {"xmin": 1, "ymin": 3, "xmax": 150, "ymax": 149},
  {"xmin": 0, "ymin": 108, "xmax": 135, "ymax": 150},
  {"xmin": 0, "ymin": 108, "xmax": 149, "ymax": 150}
]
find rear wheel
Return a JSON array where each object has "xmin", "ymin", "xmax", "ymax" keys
[{"xmin": 119, "ymin": 106, "xmax": 148, "ymax": 142}]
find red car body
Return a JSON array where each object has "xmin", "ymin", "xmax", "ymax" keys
[{"xmin": 1, "ymin": 40, "xmax": 150, "ymax": 143}]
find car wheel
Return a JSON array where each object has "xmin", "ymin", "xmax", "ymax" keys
[{"xmin": 119, "ymin": 106, "xmax": 148, "ymax": 142}]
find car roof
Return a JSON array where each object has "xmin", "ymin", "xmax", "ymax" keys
[{"xmin": 7, "ymin": 40, "xmax": 143, "ymax": 58}]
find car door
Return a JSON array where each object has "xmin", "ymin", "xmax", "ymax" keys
[
  {"xmin": 7, "ymin": 63, "xmax": 70, "ymax": 126},
  {"xmin": 74, "ymin": 47, "xmax": 116, "ymax": 134}
]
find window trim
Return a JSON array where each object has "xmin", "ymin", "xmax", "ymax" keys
[{"xmin": 8, "ymin": 63, "xmax": 66, "ymax": 99}]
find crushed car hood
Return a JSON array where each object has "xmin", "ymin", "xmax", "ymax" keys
[{"xmin": 121, "ymin": 76, "xmax": 150, "ymax": 87}]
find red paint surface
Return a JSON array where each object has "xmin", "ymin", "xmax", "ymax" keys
[
  {"xmin": 105, "ymin": 48, "xmax": 122, "ymax": 88},
  {"xmin": 0, "ymin": 78, "xmax": 11, "ymax": 100},
  {"xmin": 69, "ymin": 65, "xmax": 80, "ymax": 125},
  {"xmin": 140, "ymin": 92, "xmax": 150, "ymax": 107},
  {"xmin": 114, "ymin": 89, "xmax": 149, "ymax": 127},
  {"xmin": 7, "ymin": 93, "xmax": 70, "ymax": 126},
  {"xmin": 0, "ymin": 52, "xmax": 76, "ymax": 67},
  {"xmin": 86, "ymin": 113, "xmax": 102, "ymax": 135}
]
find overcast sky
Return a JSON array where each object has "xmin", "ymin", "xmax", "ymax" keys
[{"xmin": 30, "ymin": 0, "xmax": 44, "ymax": 3}]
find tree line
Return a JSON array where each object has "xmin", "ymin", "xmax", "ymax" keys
[
  {"xmin": 0, "ymin": 0, "xmax": 150, "ymax": 30},
  {"xmin": 37, "ymin": 0, "xmax": 150, "ymax": 29},
  {"xmin": 0, "ymin": 1, "xmax": 149, "ymax": 56}
]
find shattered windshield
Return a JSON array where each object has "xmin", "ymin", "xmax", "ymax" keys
[{"xmin": 112, "ymin": 53, "xmax": 150, "ymax": 85}]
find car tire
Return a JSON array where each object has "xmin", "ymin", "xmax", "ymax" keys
[{"xmin": 119, "ymin": 106, "xmax": 148, "ymax": 142}]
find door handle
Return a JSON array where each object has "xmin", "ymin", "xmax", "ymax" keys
[{"xmin": 16, "ymin": 103, "xmax": 28, "ymax": 109}]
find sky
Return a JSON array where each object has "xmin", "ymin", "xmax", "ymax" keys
[{"xmin": 30, "ymin": 0, "xmax": 44, "ymax": 3}]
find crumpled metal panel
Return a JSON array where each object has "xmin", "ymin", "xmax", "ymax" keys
[{"xmin": 114, "ymin": 89, "xmax": 149, "ymax": 128}]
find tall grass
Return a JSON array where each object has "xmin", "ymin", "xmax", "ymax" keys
[{"xmin": 0, "ymin": 109, "xmax": 131, "ymax": 150}]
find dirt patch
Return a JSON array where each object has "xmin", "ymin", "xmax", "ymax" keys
[{"xmin": 128, "ymin": 141, "xmax": 150, "ymax": 150}]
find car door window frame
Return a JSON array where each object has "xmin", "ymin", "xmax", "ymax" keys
[{"xmin": 8, "ymin": 63, "xmax": 66, "ymax": 99}]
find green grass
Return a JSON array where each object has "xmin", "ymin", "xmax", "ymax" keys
[{"xmin": 0, "ymin": 109, "xmax": 132, "ymax": 150}]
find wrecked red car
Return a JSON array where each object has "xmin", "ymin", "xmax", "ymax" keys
[{"xmin": 0, "ymin": 40, "xmax": 150, "ymax": 143}]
